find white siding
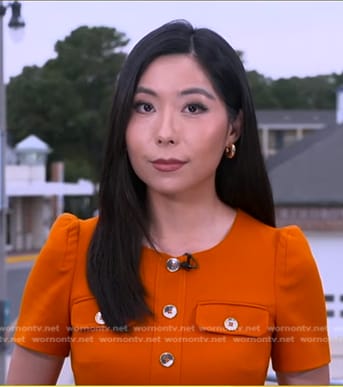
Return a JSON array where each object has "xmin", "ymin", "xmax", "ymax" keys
[{"xmin": 306, "ymin": 231, "xmax": 343, "ymax": 339}]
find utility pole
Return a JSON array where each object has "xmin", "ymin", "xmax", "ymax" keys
[
  {"xmin": 0, "ymin": 1, "xmax": 25, "ymax": 383},
  {"xmin": 0, "ymin": 3, "xmax": 8, "ymax": 382}
]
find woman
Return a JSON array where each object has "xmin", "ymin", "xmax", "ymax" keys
[{"xmin": 7, "ymin": 20, "xmax": 330, "ymax": 384}]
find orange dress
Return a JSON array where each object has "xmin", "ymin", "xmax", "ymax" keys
[{"xmin": 13, "ymin": 210, "xmax": 330, "ymax": 385}]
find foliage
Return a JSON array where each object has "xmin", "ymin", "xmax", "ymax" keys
[
  {"xmin": 247, "ymin": 72, "xmax": 342, "ymax": 109},
  {"xmin": 7, "ymin": 26, "xmax": 128, "ymax": 182}
]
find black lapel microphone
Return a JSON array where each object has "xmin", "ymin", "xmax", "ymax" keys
[{"xmin": 180, "ymin": 253, "xmax": 199, "ymax": 271}]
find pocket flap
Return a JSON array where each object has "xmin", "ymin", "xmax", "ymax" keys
[
  {"xmin": 195, "ymin": 302, "xmax": 269, "ymax": 337},
  {"xmin": 71, "ymin": 298, "xmax": 107, "ymax": 330},
  {"xmin": 71, "ymin": 298, "xmax": 129, "ymax": 333}
]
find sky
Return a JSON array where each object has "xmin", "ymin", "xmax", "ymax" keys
[{"xmin": 4, "ymin": 0, "xmax": 343, "ymax": 83}]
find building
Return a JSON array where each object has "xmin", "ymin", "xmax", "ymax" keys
[
  {"xmin": 266, "ymin": 123, "xmax": 343, "ymax": 380},
  {"xmin": 257, "ymin": 86, "xmax": 343, "ymax": 159},
  {"xmin": 5, "ymin": 134, "xmax": 94, "ymax": 253},
  {"xmin": 256, "ymin": 109, "xmax": 336, "ymax": 158},
  {"xmin": 267, "ymin": 124, "xmax": 343, "ymax": 227}
]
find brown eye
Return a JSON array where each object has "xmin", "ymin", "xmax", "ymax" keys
[
  {"xmin": 188, "ymin": 104, "xmax": 198, "ymax": 113},
  {"xmin": 133, "ymin": 102, "xmax": 155, "ymax": 113},
  {"xmin": 184, "ymin": 103, "xmax": 208, "ymax": 114}
]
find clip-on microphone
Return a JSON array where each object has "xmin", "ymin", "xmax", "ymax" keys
[{"xmin": 180, "ymin": 253, "xmax": 199, "ymax": 271}]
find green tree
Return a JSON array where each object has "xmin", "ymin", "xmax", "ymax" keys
[
  {"xmin": 7, "ymin": 26, "xmax": 129, "ymax": 182},
  {"xmin": 270, "ymin": 75, "xmax": 337, "ymax": 109},
  {"xmin": 247, "ymin": 70, "xmax": 280, "ymax": 108}
]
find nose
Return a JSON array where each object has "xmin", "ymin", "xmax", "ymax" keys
[
  {"xmin": 157, "ymin": 137, "xmax": 175, "ymax": 145},
  {"xmin": 155, "ymin": 108, "xmax": 179, "ymax": 146}
]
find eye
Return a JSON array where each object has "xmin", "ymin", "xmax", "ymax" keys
[
  {"xmin": 133, "ymin": 101, "xmax": 155, "ymax": 113},
  {"xmin": 184, "ymin": 103, "xmax": 208, "ymax": 114}
]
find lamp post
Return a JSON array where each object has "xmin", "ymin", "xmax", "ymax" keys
[{"xmin": 0, "ymin": 1, "xmax": 25, "ymax": 383}]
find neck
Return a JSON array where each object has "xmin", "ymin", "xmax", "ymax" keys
[{"xmin": 146, "ymin": 189, "xmax": 236, "ymax": 256}]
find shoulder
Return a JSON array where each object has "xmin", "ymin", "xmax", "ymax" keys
[
  {"xmin": 265, "ymin": 222, "xmax": 321, "ymax": 288},
  {"xmin": 236, "ymin": 209, "xmax": 275, "ymax": 232},
  {"xmin": 48, "ymin": 212, "xmax": 98, "ymax": 243},
  {"xmin": 235, "ymin": 210, "xmax": 316, "ymax": 273},
  {"xmin": 37, "ymin": 213, "xmax": 98, "ymax": 271},
  {"xmin": 276, "ymin": 223, "xmax": 315, "ymax": 270},
  {"xmin": 237, "ymin": 209, "xmax": 309, "ymax": 246},
  {"xmin": 235, "ymin": 209, "xmax": 280, "ymax": 247},
  {"xmin": 50, "ymin": 212, "xmax": 98, "ymax": 231}
]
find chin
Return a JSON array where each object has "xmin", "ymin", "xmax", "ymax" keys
[{"xmin": 148, "ymin": 184, "xmax": 188, "ymax": 198}]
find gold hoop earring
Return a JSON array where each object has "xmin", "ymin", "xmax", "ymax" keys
[{"xmin": 225, "ymin": 144, "xmax": 236, "ymax": 159}]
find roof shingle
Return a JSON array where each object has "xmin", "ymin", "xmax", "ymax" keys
[{"xmin": 266, "ymin": 125, "xmax": 343, "ymax": 205}]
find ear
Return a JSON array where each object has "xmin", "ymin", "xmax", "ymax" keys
[{"xmin": 226, "ymin": 109, "xmax": 243, "ymax": 144}]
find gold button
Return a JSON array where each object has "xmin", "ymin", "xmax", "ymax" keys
[
  {"xmin": 166, "ymin": 257, "xmax": 180, "ymax": 272},
  {"xmin": 162, "ymin": 305, "xmax": 178, "ymax": 319},
  {"xmin": 95, "ymin": 311, "xmax": 105, "ymax": 325},
  {"xmin": 224, "ymin": 317, "xmax": 239, "ymax": 331},
  {"xmin": 160, "ymin": 352, "xmax": 174, "ymax": 367}
]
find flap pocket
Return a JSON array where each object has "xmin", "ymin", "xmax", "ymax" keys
[
  {"xmin": 195, "ymin": 302, "xmax": 269, "ymax": 337},
  {"xmin": 71, "ymin": 297, "xmax": 107, "ymax": 331},
  {"xmin": 71, "ymin": 298, "xmax": 129, "ymax": 333}
]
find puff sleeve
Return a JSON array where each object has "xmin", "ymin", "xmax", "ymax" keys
[
  {"xmin": 12, "ymin": 213, "xmax": 79, "ymax": 357},
  {"xmin": 271, "ymin": 225, "xmax": 331, "ymax": 372}
]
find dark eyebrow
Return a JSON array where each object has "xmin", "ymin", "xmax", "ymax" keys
[
  {"xmin": 180, "ymin": 88, "xmax": 216, "ymax": 100},
  {"xmin": 135, "ymin": 86, "xmax": 216, "ymax": 100},
  {"xmin": 135, "ymin": 86, "xmax": 157, "ymax": 96}
]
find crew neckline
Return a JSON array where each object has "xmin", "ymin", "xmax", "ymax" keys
[{"xmin": 142, "ymin": 208, "xmax": 242, "ymax": 258}]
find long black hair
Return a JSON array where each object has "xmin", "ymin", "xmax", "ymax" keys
[{"xmin": 87, "ymin": 20, "xmax": 275, "ymax": 329}]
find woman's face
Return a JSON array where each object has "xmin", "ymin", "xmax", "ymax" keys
[{"xmin": 126, "ymin": 54, "xmax": 239, "ymax": 198}]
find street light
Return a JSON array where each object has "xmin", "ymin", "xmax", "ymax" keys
[
  {"xmin": 0, "ymin": 1, "xmax": 25, "ymax": 383},
  {"xmin": 7, "ymin": 1, "xmax": 25, "ymax": 28},
  {"xmin": 0, "ymin": 0, "xmax": 25, "ymax": 27}
]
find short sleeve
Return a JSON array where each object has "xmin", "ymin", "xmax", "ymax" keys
[
  {"xmin": 13, "ymin": 213, "xmax": 79, "ymax": 357},
  {"xmin": 271, "ymin": 226, "xmax": 331, "ymax": 372}
]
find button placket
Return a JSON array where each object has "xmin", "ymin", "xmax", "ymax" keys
[
  {"xmin": 149, "ymin": 253, "xmax": 184, "ymax": 381},
  {"xmin": 162, "ymin": 304, "xmax": 178, "ymax": 319},
  {"xmin": 160, "ymin": 352, "xmax": 175, "ymax": 367}
]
